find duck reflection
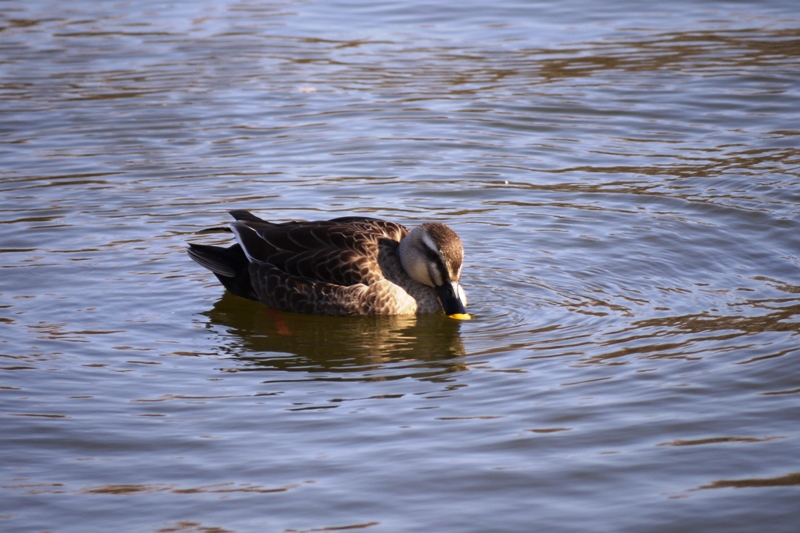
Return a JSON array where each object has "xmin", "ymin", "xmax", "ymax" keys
[{"xmin": 202, "ymin": 293, "xmax": 468, "ymax": 380}]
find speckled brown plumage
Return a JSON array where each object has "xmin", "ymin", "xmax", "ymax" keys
[{"xmin": 187, "ymin": 210, "xmax": 466, "ymax": 316}]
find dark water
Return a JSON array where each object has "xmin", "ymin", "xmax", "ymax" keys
[{"xmin": 2, "ymin": 1, "xmax": 799, "ymax": 531}]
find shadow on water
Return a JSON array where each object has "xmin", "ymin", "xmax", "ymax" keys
[{"xmin": 201, "ymin": 292, "xmax": 468, "ymax": 381}]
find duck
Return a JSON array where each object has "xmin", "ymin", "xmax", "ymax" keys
[{"xmin": 187, "ymin": 210, "xmax": 470, "ymax": 319}]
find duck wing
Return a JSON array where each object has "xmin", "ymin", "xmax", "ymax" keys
[{"xmin": 229, "ymin": 212, "xmax": 408, "ymax": 288}]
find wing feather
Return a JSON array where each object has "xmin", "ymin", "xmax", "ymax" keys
[{"xmin": 230, "ymin": 216, "xmax": 408, "ymax": 287}]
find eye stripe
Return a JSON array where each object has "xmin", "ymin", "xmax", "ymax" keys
[
  {"xmin": 421, "ymin": 232, "xmax": 438, "ymax": 253},
  {"xmin": 421, "ymin": 244, "xmax": 450, "ymax": 286}
]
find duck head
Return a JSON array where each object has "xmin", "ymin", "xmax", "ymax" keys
[{"xmin": 398, "ymin": 223, "xmax": 470, "ymax": 319}]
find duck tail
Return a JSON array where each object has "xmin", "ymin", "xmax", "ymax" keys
[
  {"xmin": 229, "ymin": 209, "xmax": 268, "ymax": 223},
  {"xmin": 187, "ymin": 243, "xmax": 257, "ymax": 300}
]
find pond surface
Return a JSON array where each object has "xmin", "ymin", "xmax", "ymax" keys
[{"xmin": 1, "ymin": 1, "xmax": 799, "ymax": 532}]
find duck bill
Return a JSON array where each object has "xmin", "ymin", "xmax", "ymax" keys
[{"xmin": 435, "ymin": 282, "xmax": 470, "ymax": 319}]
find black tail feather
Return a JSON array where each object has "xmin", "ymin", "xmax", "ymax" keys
[
  {"xmin": 187, "ymin": 243, "xmax": 256, "ymax": 301},
  {"xmin": 196, "ymin": 226, "xmax": 232, "ymax": 235},
  {"xmin": 229, "ymin": 210, "xmax": 268, "ymax": 223}
]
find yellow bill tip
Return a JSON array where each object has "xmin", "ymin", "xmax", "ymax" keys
[{"xmin": 449, "ymin": 313, "xmax": 472, "ymax": 320}]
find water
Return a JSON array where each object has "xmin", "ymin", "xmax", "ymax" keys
[{"xmin": 2, "ymin": 0, "xmax": 799, "ymax": 531}]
